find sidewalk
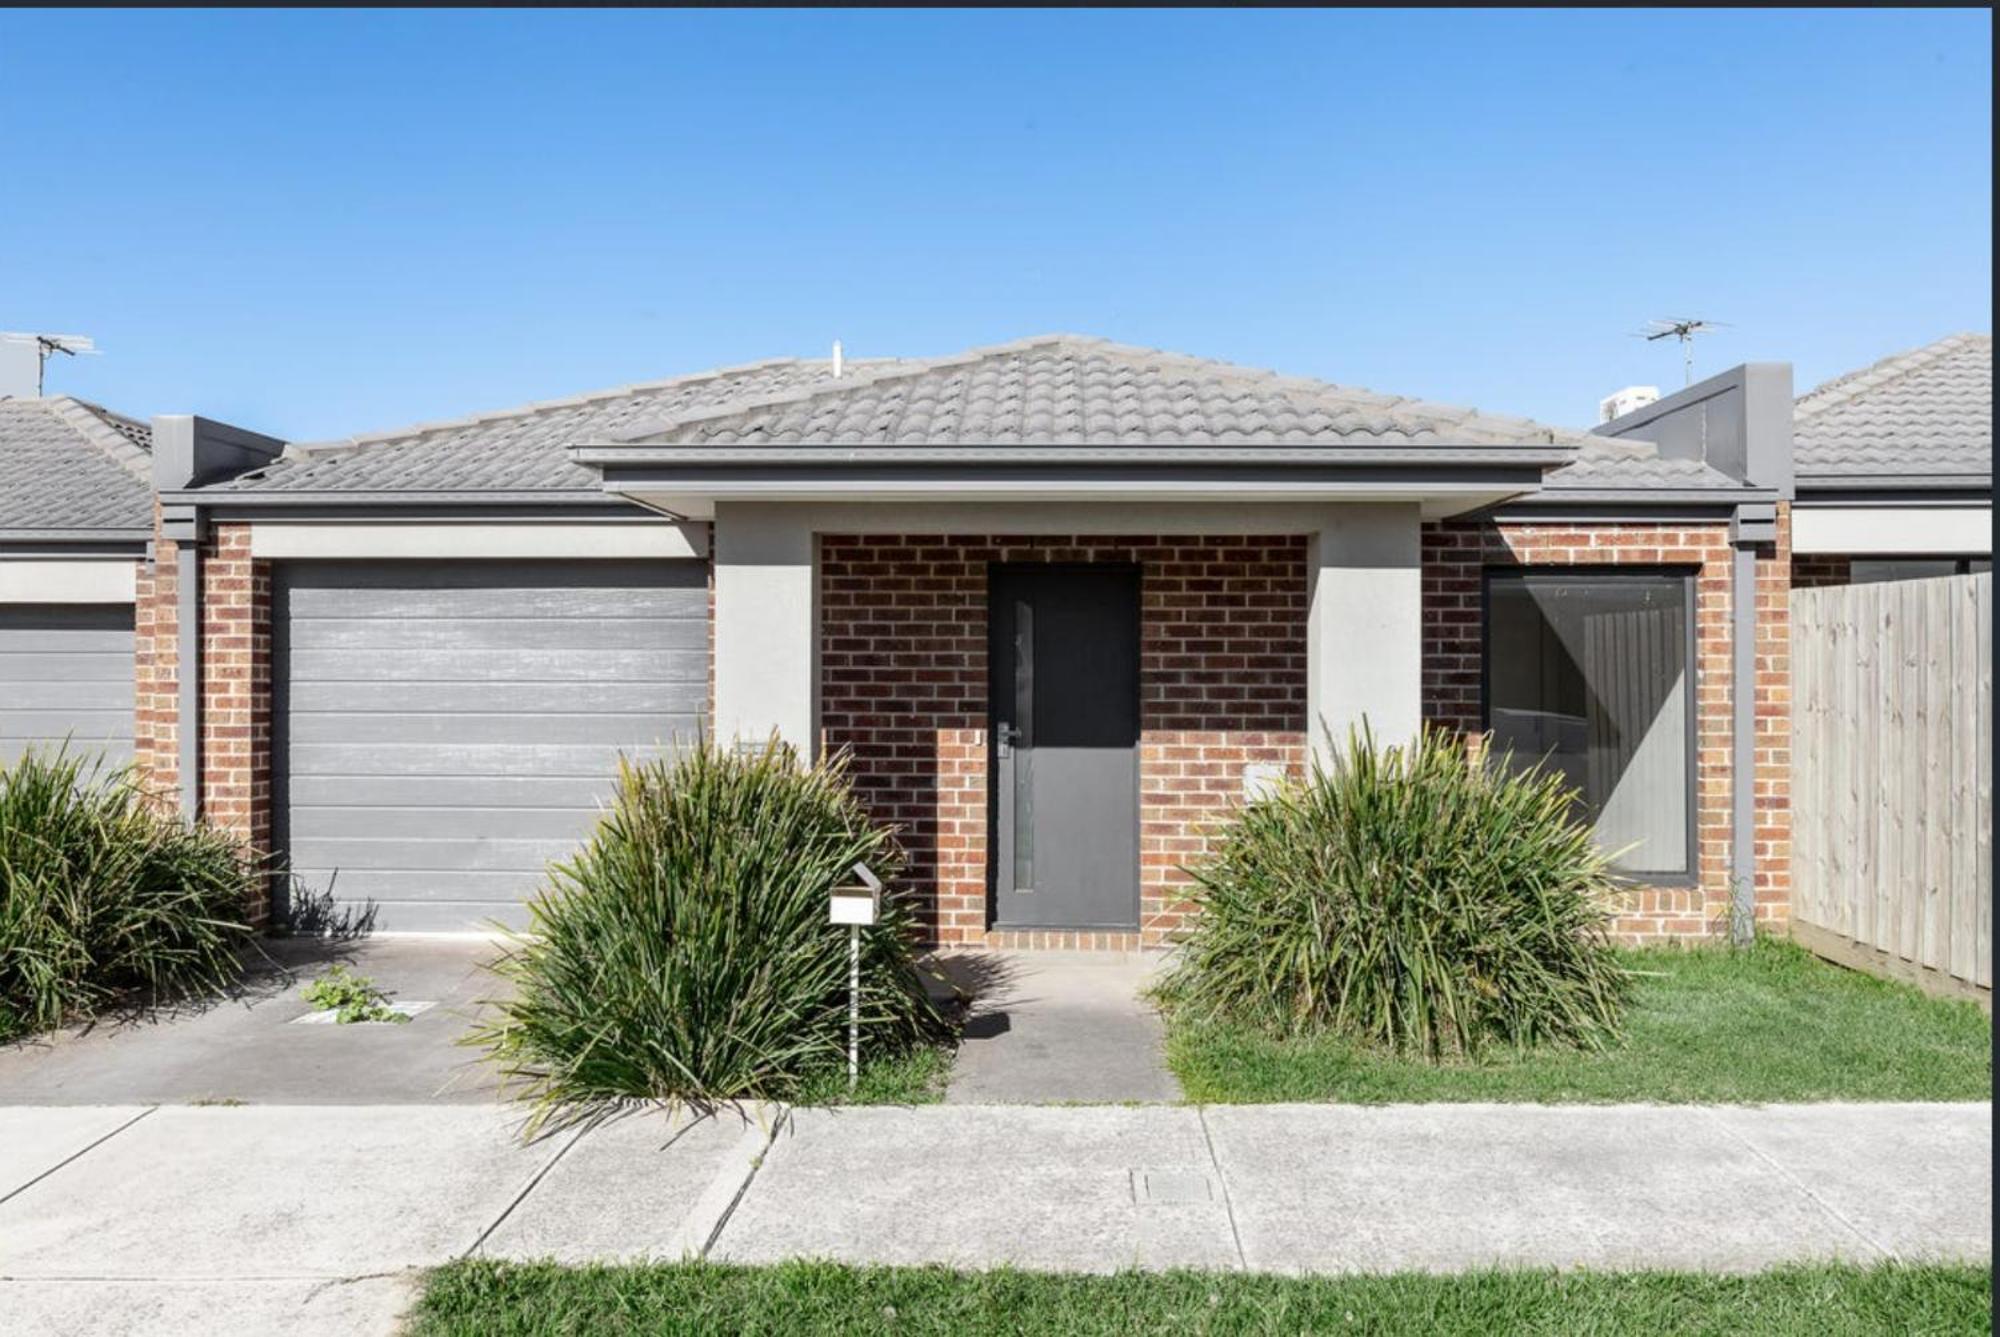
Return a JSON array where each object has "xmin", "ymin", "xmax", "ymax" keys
[{"xmin": 0, "ymin": 1101, "xmax": 1988, "ymax": 1335}]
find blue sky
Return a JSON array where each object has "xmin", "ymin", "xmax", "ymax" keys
[{"xmin": 1, "ymin": 8, "xmax": 1989, "ymax": 440}]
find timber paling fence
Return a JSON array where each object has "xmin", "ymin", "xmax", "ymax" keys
[{"xmin": 1790, "ymin": 571, "xmax": 1991, "ymax": 1000}]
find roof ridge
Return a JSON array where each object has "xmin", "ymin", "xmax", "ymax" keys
[
  {"xmin": 1796, "ymin": 332, "xmax": 1991, "ymax": 419},
  {"xmin": 609, "ymin": 333, "xmax": 1586, "ymax": 446},
  {"xmin": 42, "ymin": 396, "xmax": 153, "ymax": 483}
]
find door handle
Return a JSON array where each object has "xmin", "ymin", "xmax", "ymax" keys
[{"xmin": 996, "ymin": 723, "xmax": 1022, "ymax": 759}]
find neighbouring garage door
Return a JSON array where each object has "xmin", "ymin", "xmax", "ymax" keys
[
  {"xmin": 275, "ymin": 559, "xmax": 706, "ymax": 932},
  {"xmin": 0, "ymin": 604, "xmax": 135, "ymax": 772}
]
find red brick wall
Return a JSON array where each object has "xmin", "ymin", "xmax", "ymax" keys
[
  {"xmin": 133, "ymin": 509, "xmax": 179, "ymax": 808},
  {"xmin": 1421, "ymin": 509, "xmax": 1792, "ymax": 943},
  {"xmin": 131, "ymin": 520, "xmax": 275, "ymax": 924},
  {"xmin": 1791, "ymin": 553, "xmax": 1852, "ymax": 588},
  {"xmin": 819, "ymin": 535, "xmax": 1309, "ymax": 949}
]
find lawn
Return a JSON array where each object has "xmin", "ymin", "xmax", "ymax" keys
[
  {"xmin": 411, "ymin": 1259, "xmax": 1991, "ymax": 1336},
  {"xmin": 793, "ymin": 1043, "xmax": 954, "ymax": 1106},
  {"xmin": 1165, "ymin": 939, "xmax": 1992, "ymax": 1104}
]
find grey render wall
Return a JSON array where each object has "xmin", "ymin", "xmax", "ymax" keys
[
  {"xmin": 0, "ymin": 605, "xmax": 136, "ymax": 769},
  {"xmin": 1595, "ymin": 363, "xmax": 1795, "ymax": 497},
  {"xmin": 272, "ymin": 558, "xmax": 707, "ymax": 932},
  {"xmin": 153, "ymin": 415, "xmax": 286, "ymax": 491}
]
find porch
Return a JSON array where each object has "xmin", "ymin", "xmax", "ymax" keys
[{"xmin": 703, "ymin": 503, "xmax": 1429, "ymax": 949}]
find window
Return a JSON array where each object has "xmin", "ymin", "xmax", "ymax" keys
[
  {"xmin": 1849, "ymin": 556, "xmax": 1990, "ymax": 583},
  {"xmin": 1485, "ymin": 570, "xmax": 1693, "ymax": 877}
]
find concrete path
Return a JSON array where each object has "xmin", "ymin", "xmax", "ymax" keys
[
  {"xmin": 0, "ymin": 1101, "xmax": 1986, "ymax": 1335},
  {"xmin": 937, "ymin": 951, "xmax": 1181, "ymax": 1103}
]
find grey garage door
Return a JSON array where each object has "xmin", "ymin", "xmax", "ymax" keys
[
  {"xmin": 274, "ymin": 559, "xmax": 706, "ymax": 932},
  {"xmin": 0, "ymin": 604, "xmax": 135, "ymax": 772}
]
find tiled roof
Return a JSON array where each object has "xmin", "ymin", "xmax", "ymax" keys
[
  {"xmin": 615, "ymin": 335, "xmax": 1600, "ymax": 450},
  {"xmin": 1794, "ymin": 333, "xmax": 1991, "ymax": 483},
  {"xmin": 1541, "ymin": 435, "xmax": 1747, "ymax": 494},
  {"xmin": 208, "ymin": 335, "xmax": 1596, "ymax": 498},
  {"xmin": 209, "ymin": 358, "xmax": 893, "ymax": 496},
  {"xmin": 0, "ymin": 396, "xmax": 154, "ymax": 534}
]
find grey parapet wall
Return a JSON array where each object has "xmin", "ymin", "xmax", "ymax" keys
[{"xmin": 1593, "ymin": 363, "xmax": 1796, "ymax": 501}]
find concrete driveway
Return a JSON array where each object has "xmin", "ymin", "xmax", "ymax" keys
[{"xmin": 0, "ymin": 937, "xmax": 509, "ymax": 1105}]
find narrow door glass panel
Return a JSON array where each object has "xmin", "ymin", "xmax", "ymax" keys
[
  {"xmin": 1012, "ymin": 598, "xmax": 1034, "ymax": 894},
  {"xmin": 1486, "ymin": 571, "xmax": 1691, "ymax": 876}
]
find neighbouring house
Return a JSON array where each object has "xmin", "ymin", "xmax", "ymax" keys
[
  {"xmin": 0, "ymin": 347, "xmax": 157, "ymax": 769},
  {"xmin": 107, "ymin": 331, "xmax": 1832, "ymax": 949},
  {"xmin": 1788, "ymin": 333, "xmax": 1992, "ymax": 588}
]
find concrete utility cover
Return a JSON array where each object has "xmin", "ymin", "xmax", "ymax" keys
[{"xmin": 1134, "ymin": 1170, "xmax": 1213, "ymax": 1204}]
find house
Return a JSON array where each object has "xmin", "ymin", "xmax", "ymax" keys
[
  {"xmin": 96, "ymin": 332, "xmax": 1831, "ymax": 950},
  {"xmin": 0, "ymin": 350, "xmax": 157, "ymax": 770},
  {"xmin": 1788, "ymin": 334, "xmax": 1992, "ymax": 587}
]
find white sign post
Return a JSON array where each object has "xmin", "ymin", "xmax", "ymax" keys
[{"xmin": 829, "ymin": 862, "xmax": 883, "ymax": 1090}]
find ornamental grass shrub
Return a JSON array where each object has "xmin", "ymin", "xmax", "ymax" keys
[
  {"xmin": 0, "ymin": 747, "xmax": 257, "ymax": 1041},
  {"xmin": 470, "ymin": 740, "xmax": 953, "ymax": 1127},
  {"xmin": 1154, "ymin": 726, "xmax": 1629, "ymax": 1058}
]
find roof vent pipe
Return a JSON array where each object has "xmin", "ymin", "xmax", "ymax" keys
[{"xmin": 832, "ymin": 340, "xmax": 843, "ymax": 379}]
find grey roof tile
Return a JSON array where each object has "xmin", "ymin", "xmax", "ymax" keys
[
  {"xmin": 208, "ymin": 335, "xmax": 1593, "ymax": 497},
  {"xmin": 211, "ymin": 358, "xmax": 896, "ymax": 496},
  {"xmin": 1794, "ymin": 333, "xmax": 1991, "ymax": 482},
  {"xmin": 0, "ymin": 396, "xmax": 154, "ymax": 534},
  {"xmin": 1542, "ymin": 437, "xmax": 1745, "ymax": 492},
  {"xmin": 617, "ymin": 335, "xmax": 1598, "ymax": 450}
]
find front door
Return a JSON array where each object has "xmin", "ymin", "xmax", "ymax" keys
[{"xmin": 989, "ymin": 565, "xmax": 1141, "ymax": 929}]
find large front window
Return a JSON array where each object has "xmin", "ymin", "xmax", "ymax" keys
[{"xmin": 1485, "ymin": 569, "xmax": 1693, "ymax": 878}]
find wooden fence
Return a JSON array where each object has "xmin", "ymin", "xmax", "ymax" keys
[{"xmin": 1790, "ymin": 572, "xmax": 1991, "ymax": 1001}]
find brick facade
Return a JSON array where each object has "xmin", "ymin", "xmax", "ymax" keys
[
  {"xmin": 132, "ymin": 520, "xmax": 276, "ymax": 924},
  {"xmin": 818, "ymin": 535, "xmax": 1308, "ymax": 949},
  {"xmin": 1420, "ymin": 507, "xmax": 1792, "ymax": 942},
  {"xmin": 1791, "ymin": 553, "xmax": 1851, "ymax": 589},
  {"xmin": 133, "ymin": 507, "xmax": 180, "ymax": 808},
  {"xmin": 128, "ymin": 508, "xmax": 1794, "ymax": 947}
]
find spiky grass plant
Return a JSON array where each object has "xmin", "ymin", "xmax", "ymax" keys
[
  {"xmin": 0, "ymin": 747, "xmax": 256, "ymax": 1041},
  {"xmin": 469, "ymin": 740, "xmax": 953, "ymax": 1127},
  {"xmin": 1154, "ymin": 726, "xmax": 1629, "ymax": 1058}
]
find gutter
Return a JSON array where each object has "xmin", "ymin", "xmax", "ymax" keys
[
  {"xmin": 155, "ymin": 488, "xmax": 624, "ymax": 510},
  {"xmin": 1792, "ymin": 473, "xmax": 1992, "ymax": 494},
  {"xmin": 570, "ymin": 442, "xmax": 1580, "ymax": 469}
]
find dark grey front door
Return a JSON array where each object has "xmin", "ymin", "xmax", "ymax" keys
[{"xmin": 990, "ymin": 565, "xmax": 1140, "ymax": 930}]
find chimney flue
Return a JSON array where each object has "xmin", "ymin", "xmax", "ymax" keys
[{"xmin": 832, "ymin": 339, "xmax": 843, "ymax": 379}]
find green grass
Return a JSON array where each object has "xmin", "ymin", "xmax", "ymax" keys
[
  {"xmin": 792, "ymin": 1044, "xmax": 954, "ymax": 1106},
  {"xmin": 1167, "ymin": 939, "xmax": 1991, "ymax": 1104},
  {"xmin": 411, "ymin": 1259, "xmax": 1991, "ymax": 1336}
]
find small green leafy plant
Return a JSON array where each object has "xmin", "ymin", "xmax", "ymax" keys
[{"xmin": 301, "ymin": 965, "xmax": 409, "ymax": 1024}]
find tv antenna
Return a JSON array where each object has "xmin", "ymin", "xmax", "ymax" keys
[
  {"xmin": 0, "ymin": 333, "xmax": 97, "ymax": 396},
  {"xmin": 1636, "ymin": 318, "xmax": 1727, "ymax": 387}
]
